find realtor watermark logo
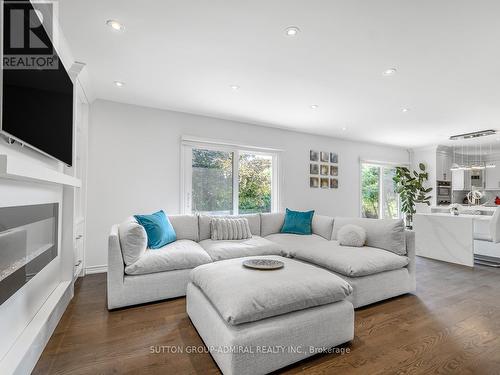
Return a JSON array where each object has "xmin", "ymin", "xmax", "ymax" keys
[
  {"xmin": 3, "ymin": 0, "xmax": 59, "ymax": 70},
  {"xmin": 149, "ymin": 345, "xmax": 351, "ymax": 356}
]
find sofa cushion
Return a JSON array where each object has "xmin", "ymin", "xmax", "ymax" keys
[
  {"xmin": 264, "ymin": 233, "xmax": 329, "ymax": 256},
  {"xmin": 199, "ymin": 235, "xmax": 283, "ymax": 261},
  {"xmin": 332, "ymin": 217, "xmax": 406, "ymax": 255},
  {"xmin": 312, "ymin": 214, "xmax": 335, "ymax": 240},
  {"xmin": 338, "ymin": 224, "xmax": 366, "ymax": 247},
  {"xmin": 292, "ymin": 241, "xmax": 409, "ymax": 277},
  {"xmin": 190, "ymin": 255, "xmax": 353, "ymax": 325},
  {"xmin": 281, "ymin": 208, "xmax": 315, "ymax": 235},
  {"xmin": 210, "ymin": 217, "xmax": 252, "ymax": 240},
  {"xmin": 330, "ymin": 268, "xmax": 412, "ymax": 308},
  {"xmin": 168, "ymin": 214, "xmax": 200, "ymax": 242},
  {"xmin": 134, "ymin": 210, "xmax": 176, "ymax": 249},
  {"xmin": 260, "ymin": 212, "xmax": 285, "ymax": 236},
  {"xmin": 124, "ymin": 240, "xmax": 212, "ymax": 275},
  {"xmin": 119, "ymin": 217, "xmax": 148, "ymax": 266},
  {"xmin": 199, "ymin": 214, "xmax": 261, "ymax": 241}
]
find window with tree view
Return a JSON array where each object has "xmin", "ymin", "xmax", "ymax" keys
[
  {"xmin": 239, "ymin": 153, "xmax": 272, "ymax": 214},
  {"xmin": 187, "ymin": 145, "xmax": 277, "ymax": 215},
  {"xmin": 361, "ymin": 163, "xmax": 400, "ymax": 219},
  {"xmin": 192, "ymin": 149, "xmax": 234, "ymax": 214}
]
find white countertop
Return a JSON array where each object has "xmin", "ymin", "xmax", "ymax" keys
[
  {"xmin": 432, "ymin": 205, "xmax": 497, "ymax": 211},
  {"xmin": 417, "ymin": 212, "xmax": 491, "ymax": 220}
]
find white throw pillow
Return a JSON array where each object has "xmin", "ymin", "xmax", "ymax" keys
[
  {"xmin": 210, "ymin": 218, "xmax": 252, "ymax": 240},
  {"xmin": 119, "ymin": 217, "xmax": 148, "ymax": 265},
  {"xmin": 338, "ymin": 224, "xmax": 366, "ymax": 247}
]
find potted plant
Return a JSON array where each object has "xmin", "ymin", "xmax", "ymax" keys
[{"xmin": 393, "ymin": 163, "xmax": 433, "ymax": 229}]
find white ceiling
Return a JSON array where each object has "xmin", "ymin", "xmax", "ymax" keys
[{"xmin": 59, "ymin": 0, "xmax": 500, "ymax": 148}]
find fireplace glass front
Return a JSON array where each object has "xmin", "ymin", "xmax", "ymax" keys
[{"xmin": 0, "ymin": 203, "xmax": 58, "ymax": 305}]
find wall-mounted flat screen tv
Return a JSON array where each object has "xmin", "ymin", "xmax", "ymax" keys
[{"xmin": 1, "ymin": 0, "xmax": 74, "ymax": 166}]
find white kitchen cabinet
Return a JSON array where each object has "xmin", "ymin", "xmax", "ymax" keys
[
  {"xmin": 436, "ymin": 151, "xmax": 452, "ymax": 181},
  {"xmin": 486, "ymin": 166, "xmax": 500, "ymax": 189},
  {"xmin": 452, "ymin": 169, "xmax": 465, "ymax": 190},
  {"xmin": 444, "ymin": 155, "xmax": 452, "ymax": 181},
  {"xmin": 453, "ymin": 169, "xmax": 487, "ymax": 190}
]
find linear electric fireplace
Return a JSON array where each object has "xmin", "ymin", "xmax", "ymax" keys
[{"xmin": 0, "ymin": 203, "xmax": 58, "ymax": 305}]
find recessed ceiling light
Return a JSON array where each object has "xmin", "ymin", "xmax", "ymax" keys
[
  {"xmin": 310, "ymin": 104, "xmax": 318, "ymax": 109},
  {"xmin": 341, "ymin": 126, "xmax": 347, "ymax": 131},
  {"xmin": 114, "ymin": 80, "xmax": 125, "ymax": 87},
  {"xmin": 230, "ymin": 85, "xmax": 240, "ymax": 91},
  {"xmin": 383, "ymin": 68, "xmax": 397, "ymax": 76},
  {"xmin": 284, "ymin": 26, "xmax": 300, "ymax": 37},
  {"xmin": 402, "ymin": 108, "xmax": 410, "ymax": 113},
  {"xmin": 106, "ymin": 19, "xmax": 124, "ymax": 31}
]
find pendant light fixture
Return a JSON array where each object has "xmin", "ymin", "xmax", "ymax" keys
[
  {"xmin": 449, "ymin": 129, "xmax": 496, "ymax": 140},
  {"xmin": 486, "ymin": 143, "xmax": 496, "ymax": 168},
  {"xmin": 471, "ymin": 143, "xmax": 478, "ymax": 170},
  {"xmin": 449, "ymin": 130, "xmax": 498, "ymax": 170},
  {"xmin": 471, "ymin": 142, "xmax": 484, "ymax": 170},
  {"xmin": 463, "ymin": 144, "xmax": 472, "ymax": 170},
  {"xmin": 450, "ymin": 144, "xmax": 460, "ymax": 170},
  {"xmin": 476, "ymin": 143, "xmax": 485, "ymax": 170},
  {"xmin": 458, "ymin": 144, "xmax": 465, "ymax": 170}
]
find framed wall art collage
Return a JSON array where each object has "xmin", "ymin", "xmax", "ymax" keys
[{"xmin": 309, "ymin": 150, "xmax": 338, "ymax": 189}]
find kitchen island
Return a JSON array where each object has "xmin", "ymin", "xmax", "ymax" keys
[
  {"xmin": 414, "ymin": 210, "xmax": 494, "ymax": 267},
  {"xmin": 430, "ymin": 205, "xmax": 497, "ymax": 215}
]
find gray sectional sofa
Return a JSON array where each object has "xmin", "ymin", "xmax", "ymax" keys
[{"xmin": 108, "ymin": 212, "xmax": 415, "ymax": 310}]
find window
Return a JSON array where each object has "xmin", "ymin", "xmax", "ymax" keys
[
  {"xmin": 182, "ymin": 139, "xmax": 280, "ymax": 215},
  {"xmin": 238, "ymin": 153, "xmax": 273, "ymax": 214},
  {"xmin": 360, "ymin": 162, "xmax": 401, "ymax": 219},
  {"xmin": 191, "ymin": 149, "xmax": 234, "ymax": 214}
]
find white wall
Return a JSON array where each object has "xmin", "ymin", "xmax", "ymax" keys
[{"xmin": 86, "ymin": 99, "xmax": 409, "ymax": 269}]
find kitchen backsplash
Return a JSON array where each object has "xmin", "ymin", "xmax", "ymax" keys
[{"xmin": 453, "ymin": 190, "xmax": 500, "ymax": 205}]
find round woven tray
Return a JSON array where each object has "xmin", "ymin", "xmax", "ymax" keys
[{"xmin": 242, "ymin": 259, "xmax": 284, "ymax": 270}]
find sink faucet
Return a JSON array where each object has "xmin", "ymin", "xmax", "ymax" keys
[{"xmin": 467, "ymin": 189, "xmax": 484, "ymax": 206}]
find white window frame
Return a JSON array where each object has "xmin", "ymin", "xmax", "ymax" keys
[
  {"xmin": 180, "ymin": 136, "xmax": 282, "ymax": 215},
  {"xmin": 359, "ymin": 159, "xmax": 409, "ymax": 219}
]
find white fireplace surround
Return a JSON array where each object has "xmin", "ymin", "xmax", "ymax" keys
[
  {"xmin": 0, "ymin": 144, "xmax": 85, "ymax": 374},
  {"xmin": 0, "ymin": 177, "xmax": 65, "ymax": 374},
  {"xmin": 0, "ymin": 85, "xmax": 88, "ymax": 375},
  {"xmin": 0, "ymin": 154, "xmax": 81, "ymax": 187}
]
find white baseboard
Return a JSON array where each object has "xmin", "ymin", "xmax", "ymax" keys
[
  {"xmin": 85, "ymin": 265, "xmax": 107, "ymax": 274},
  {"xmin": 0, "ymin": 280, "xmax": 73, "ymax": 375}
]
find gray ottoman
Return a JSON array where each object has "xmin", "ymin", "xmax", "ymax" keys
[{"xmin": 186, "ymin": 256, "xmax": 354, "ymax": 375}]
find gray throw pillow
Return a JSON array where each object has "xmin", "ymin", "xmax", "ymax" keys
[
  {"xmin": 338, "ymin": 224, "xmax": 366, "ymax": 247},
  {"xmin": 118, "ymin": 217, "xmax": 148, "ymax": 265},
  {"xmin": 210, "ymin": 218, "xmax": 252, "ymax": 240}
]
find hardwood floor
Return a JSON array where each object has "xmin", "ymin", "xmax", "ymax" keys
[{"xmin": 33, "ymin": 257, "xmax": 500, "ymax": 375}]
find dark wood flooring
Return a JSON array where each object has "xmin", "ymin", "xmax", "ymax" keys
[{"xmin": 33, "ymin": 257, "xmax": 500, "ymax": 375}]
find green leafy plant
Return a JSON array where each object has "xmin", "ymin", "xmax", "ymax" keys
[{"xmin": 393, "ymin": 163, "xmax": 433, "ymax": 229}]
